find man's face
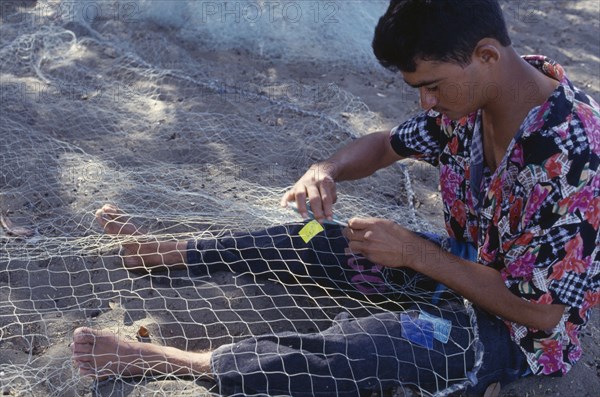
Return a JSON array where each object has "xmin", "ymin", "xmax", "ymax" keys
[{"xmin": 401, "ymin": 58, "xmax": 487, "ymax": 120}]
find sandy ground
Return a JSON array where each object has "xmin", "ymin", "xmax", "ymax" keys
[{"xmin": 0, "ymin": 1, "xmax": 599, "ymax": 396}]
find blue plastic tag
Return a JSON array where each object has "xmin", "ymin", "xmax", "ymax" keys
[
  {"xmin": 287, "ymin": 201, "xmax": 347, "ymax": 227},
  {"xmin": 401, "ymin": 313, "xmax": 434, "ymax": 349},
  {"xmin": 418, "ymin": 311, "xmax": 452, "ymax": 344}
]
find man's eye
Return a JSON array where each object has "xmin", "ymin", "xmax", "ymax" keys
[{"xmin": 425, "ymin": 86, "xmax": 438, "ymax": 92}]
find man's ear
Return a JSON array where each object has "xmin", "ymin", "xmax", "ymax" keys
[{"xmin": 473, "ymin": 38, "xmax": 501, "ymax": 65}]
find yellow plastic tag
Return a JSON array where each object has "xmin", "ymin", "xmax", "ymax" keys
[{"xmin": 299, "ymin": 220, "xmax": 324, "ymax": 243}]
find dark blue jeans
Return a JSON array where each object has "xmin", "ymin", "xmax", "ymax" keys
[{"xmin": 187, "ymin": 222, "xmax": 530, "ymax": 396}]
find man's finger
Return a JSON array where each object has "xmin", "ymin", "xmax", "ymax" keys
[
  {"xmin": 347, "ymin": 217, "xmax": 371, "ymax": 230},
  {"xmin": 319, "ymin": 183, "xmax": 336, "ymax": 221},
  {"xmin": 280, "ymin": 189, "xmax": 294, "ymax": 207},
  {"xmin": 347, "ymin": 240, "xmax": 367, "ymax": 256},
  {"xmin": 343, "ymin": 226, "xmax": 366, "ymax": 241},
  {"xmin": 306, "ymin": 185, "xmax": 325, "ymax": 221},
  {"xmin": 308, "ymin": 198, "xmax": 324, "ymax": 222},
  {"xmin": 293, "ymin": 191, "xmax": 309, "ymax": 218}
]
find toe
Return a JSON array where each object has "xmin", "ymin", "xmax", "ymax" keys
[
  {"xmin": 101, "ymin": 203, "xmax": 120, "ymax": 214},
  {"xmin": 95, "ymin": 208, "xmax": 108, "ymax": 227},
  {"xmin": 73, "ymin": 353, "xmax": 93, "ymax": 362},
  {"xmin": 95, "ymin": 204, "xmax": 122, "ymax": 224},
  {"xmin": 102, "ymin": 204, "xmax": 127, "ymax": 222},
  {"xmin": 95, "ymin": 206, "xmax": 119, "ymax": 228},
  {"xmin": 95, "ymin": 204, "xmax": 140, "ymax": 236},
  {"xmin": 73, "ymin": 327, "xmax": 98, "ymax": 343}
]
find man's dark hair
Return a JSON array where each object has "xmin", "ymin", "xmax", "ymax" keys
[{"xmin": 373, "ymin": 0, "xmax": 512, "ymax": 72}]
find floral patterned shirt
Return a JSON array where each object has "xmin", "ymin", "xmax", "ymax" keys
[{"xmin": 389, "ymin": 56, "xmax": 600, "ymax": 376}]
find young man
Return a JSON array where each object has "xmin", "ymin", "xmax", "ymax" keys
[{"xmin": 72, "ymin": 0, "xmax": 599, "ymax": 395}]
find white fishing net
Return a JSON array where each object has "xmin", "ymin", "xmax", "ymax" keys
[{"xmin": 7, "ymin": 1, "xmax": 596, "ymax": 396}]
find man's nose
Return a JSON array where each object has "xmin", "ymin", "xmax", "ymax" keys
[{"xmin": 419, "ymin": 88, "xmax": 438, "ymax": 111}]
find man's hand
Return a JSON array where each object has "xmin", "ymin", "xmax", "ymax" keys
[
  {"xmin": 345, "ymin": 217, "xmax": 565, "ymax": 330},
  {"xmin": 280, "ymin": 131, "xmax": 404, "ymax": 223},
  {"xmin": 343, "ymin": 217, "xmax": 418, "ymax": 268},
  {"xmin": 280, "ymin": 162, "xmax": 338, "ymax": 223}
]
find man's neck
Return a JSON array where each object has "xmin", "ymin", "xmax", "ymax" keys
[{"xmin": 481, "ymin": 50, "xmax": 559, "ymax": 171}]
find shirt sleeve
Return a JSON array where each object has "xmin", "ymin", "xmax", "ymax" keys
[
  {"xmin": 389, "ymin": 111, "xmax": 446, "ymax": 167},
  {"xmin": 499, "ymin": 122, "xmax": 600, "ymax": 376}
]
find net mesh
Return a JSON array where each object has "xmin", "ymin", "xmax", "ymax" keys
[{"xmin": 6, "ymin": 0, "xmax": 593, "ymax": 396}]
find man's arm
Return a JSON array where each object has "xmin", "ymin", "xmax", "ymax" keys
[
  {"xmin": 281, "ymin": 131, "xmax": 403, "ymax": 222},
  {"xmin": 344, "ymin": 218, "xmax": 566, "ymax": 330}
]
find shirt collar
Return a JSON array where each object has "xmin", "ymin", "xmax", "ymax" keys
[{"xmin": 520, "ymin": 55, "xmax": 575, "ymax": 135}]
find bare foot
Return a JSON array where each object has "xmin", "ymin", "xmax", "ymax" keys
[
  {"xmin": 95, "ymin": 204, "xmax": 187, "ymax": 272},
  {"xmin": 95, "ymin": 204, "xmax": 142, "ymax": 237},
  {"xmin": 71, "ymin": 327, "xmax": 213, "ymax": 380}
]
